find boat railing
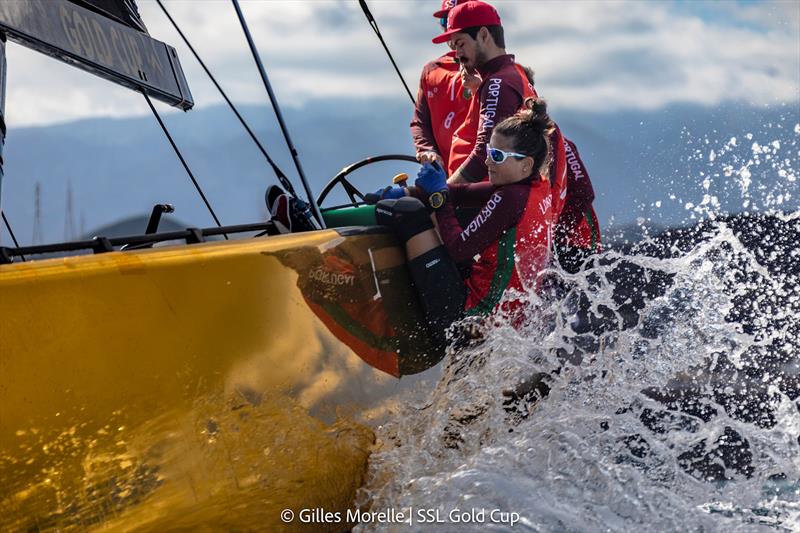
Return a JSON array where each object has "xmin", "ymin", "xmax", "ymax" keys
[{"xmin": 0, "ymin": 221, "xmax": 279, "ymax": 265}]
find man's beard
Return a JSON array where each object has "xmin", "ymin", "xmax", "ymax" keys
[{"xmin": 473, "ymin": 45, "xmax": 489, "ymax": 69}]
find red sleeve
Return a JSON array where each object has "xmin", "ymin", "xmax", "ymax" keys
[
  {"xmin": 460, "ymin": 77, "xmax": 523, "ymax": 182},
  {"xmin": 409, "ymin": 63, "xmax": 438, "ymax": 155},
  {"xmin": 435, "ymin": 181, "xmax": 530, "ymax": 263},
  {"xmin": 448, "ymin": 181, "xmax": 495, "ymax": 207},
  {"xmin": 563, "ymin": 138, "xmax": 595, "ymax": 207},
  {"xmin": 559, "ymin": 138, "xmax": 596, "ymax": 227},
  {"xmin": 407, "ymin": 181, "xmax": 495, "ymax": 208}
]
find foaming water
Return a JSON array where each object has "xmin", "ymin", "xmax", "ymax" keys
[{"xmin": 359, "ymin": 123, "xmax": 800, "ymax": 531}]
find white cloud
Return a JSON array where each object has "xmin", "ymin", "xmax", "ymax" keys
[{"xmin": 2, "ymin": 0, "xmax": 798, "ymax": 126}]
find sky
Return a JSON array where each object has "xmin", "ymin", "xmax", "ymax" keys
[{"xmin": 3, "ymin": 0, "xmax": 799, "ymax": 127}]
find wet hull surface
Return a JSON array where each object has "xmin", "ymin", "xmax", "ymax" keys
[{"xmin": 0, "ymin": 229, "xmax": 441, "ymax": 531}]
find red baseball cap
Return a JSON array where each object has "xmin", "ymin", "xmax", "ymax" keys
[
  {"xmin": 433, "ymin": 0, "xmax": 466, "ymax": 19},
  {"xmin": 432, "ymin": 1, "xmax": 501, "ymax": 44}
]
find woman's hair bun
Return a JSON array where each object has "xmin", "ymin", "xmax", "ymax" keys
[
  {"xmin": 523, "ymin": 97, "xmax": 547, "ymax": 118},
  {"xmin": 520, "ymin": 97, "xmax": 554, "ymax": 136},
  {"xmin": 494, "ymin": 96, "xmax": 556, "ymax": 180}
]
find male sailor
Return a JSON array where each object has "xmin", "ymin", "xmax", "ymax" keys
[
  {"xmin": 410, "ymin": 0, "xmax": 478, "ymax": 169},
  {"xmin": 431, "ymin": 0, "xmax": 600, "ymax": 267},
  {"xmin": 410, "ymin": 2, "xmax": 540, "ymax": 197},
  {"xmin": 434, "ymin": 1, "xmax": 538, "ymax": 184}
]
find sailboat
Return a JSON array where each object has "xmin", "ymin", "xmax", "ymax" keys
[{"xmin": 0, "ymin": 1, "xmax": 443, "ymax": 529}]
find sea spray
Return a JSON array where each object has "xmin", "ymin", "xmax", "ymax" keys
[{"xmin": 358, "ymin": 122, "xmax": 799, "ymax": 531}]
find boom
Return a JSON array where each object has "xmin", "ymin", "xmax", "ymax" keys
[{"xmin": 0, "ymin": 0, "xmax": 193, "ymax": 110}]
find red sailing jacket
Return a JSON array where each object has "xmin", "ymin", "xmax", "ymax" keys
[
  {"xmin": 549, "ymin": 126, "xmax": 568, "ymax": 230},
  {"xmin": 433, "ymin": 130, "xmax": 567, "ymax": 319},
  {"xmin": 410, "ymin": 52, "xmax": 472, "ymax": 169},
  {"xmin": 441, "ymin": 54, "xmax": 600, "ymax": 254},
  {"xmin": 556, "ymin": 139, "xmax": 601, "ymax": 251},
  {"xmin": 462, "ymin": 175, "xmax": 558, "ymax": 318},
  {"xmin": 448, "ymin": 55, "xmax": 537, "ymax": 178}
]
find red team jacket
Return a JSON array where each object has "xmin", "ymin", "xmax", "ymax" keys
[
  {"xmin": 448, "ymin": 55, "xmax": 537, "ymax": 179},
  {"xmin": 411, "ymin": 53, "xmax": 600, "ymax": 316},
  {"xmin": 410, "ymin": 124, "xmax": 565, "ymax": 318},
  {"xmin": 431, "ymin": 157, "xmax": 564, "ymax": 318},
  {"xmin": 558, "ymin": 139, "xmax": 601, "ymax": 252},
  {"xmin": 410, "ymin": 52, "xmax": 471, "ymax": 169}
]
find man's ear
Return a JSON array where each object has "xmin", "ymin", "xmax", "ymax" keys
[{"xmin": 478, "ymin": 26, "xmax": 490, "ymax": 45}]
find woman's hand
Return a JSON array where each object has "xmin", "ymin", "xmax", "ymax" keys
[{"xmin": 415, "ymin": 162, "xmax": 447, "ymax": 195}]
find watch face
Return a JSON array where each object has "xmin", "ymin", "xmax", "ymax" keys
[{"xmin": 430, "ymin": 191, "xmax": 444, "ymax": 209}]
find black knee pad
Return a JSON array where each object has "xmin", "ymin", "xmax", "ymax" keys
[
  {"xmin": 408, "ymin": 246, "xmax": 466, "ymax": 340},
  {"xmin": 375, "ymin": 197, "xmax": 434, "ymax": 243},
  {"xmin": 374, "ymin": 198, "xmax": 398, "ymax": 225}
]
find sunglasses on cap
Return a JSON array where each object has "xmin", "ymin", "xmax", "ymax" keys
[
  {"xmin": 439, "ymin": 16, "xmax": 447, "ymax": 29},
  {"xmin": 487, "ymin": 146, "xmax": 529, "ymax": 164}
]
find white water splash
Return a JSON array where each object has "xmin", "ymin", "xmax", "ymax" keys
[{"xmin": 357, "ymin": 122, "xmax": 800, "ymax": 531}]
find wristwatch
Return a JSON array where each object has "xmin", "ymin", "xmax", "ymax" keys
[{"xmin": 428, "ymin": 190, "xmax": 449, "ymax": 210}]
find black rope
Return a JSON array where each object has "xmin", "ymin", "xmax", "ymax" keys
[
  {"xmin": 358, "ymin": 0, "xmax": 415, "ymax": 105},
  {"xmin": 230, "ymin": 0, "xmax": 325, "ymax": 228},
  {"xmin": 142, "ymin": 92, "xmax": 228, "ymax": 239},
  {"xmin": 1, "ymin": 211, "xmax": 25, "ymax": 261},
  {"xmin": 155, "ymin": 0, "xmax": 299, "ymax": 199}
]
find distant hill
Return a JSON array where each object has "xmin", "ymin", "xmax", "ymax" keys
[
  {"xmin": 81, "ymin": 214, "xmax": 189, "ymax": 240},
  {"xmin": 1, "ymin": 98, "xmax": 797, "ymax": 246}
]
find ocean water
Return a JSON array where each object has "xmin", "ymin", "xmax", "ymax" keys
[
  {"xmin": 2, "ymin": 117, "xmax": 796, "ymax": 532},
  {"xmin": 357, "ymin": 122, "xmax": 800, "ymax": 531}
]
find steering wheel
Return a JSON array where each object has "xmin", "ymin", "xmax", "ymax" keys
[{"xmin": 317, "ymin": 154, "xmax": 418, "ymax": 209}]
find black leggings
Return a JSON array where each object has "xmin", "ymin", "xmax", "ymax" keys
[{"xmin": 376, "ymin": 197, "xmax": 467, "ymax": 341}]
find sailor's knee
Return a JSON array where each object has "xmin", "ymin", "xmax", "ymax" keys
[
  {"xmin": 375, "ymin": 198, "xmax": 398, "ymax": 222},
  {"xmin": 392, "ymin": 196, "xmax": 428, "ymax": 215},
  {"xmin": 376, "ymin": 197, "xmax": 433, "ymax": 243}
]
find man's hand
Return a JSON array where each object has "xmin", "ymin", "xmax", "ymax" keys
[
  {"xmin": 461, "ymin": 66, "xmax": 481, "ymax": 95},
  {"xmin": 416, "ymin": 151, "xmax": 443, "ymax": 166}
]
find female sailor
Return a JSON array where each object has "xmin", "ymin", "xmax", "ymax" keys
[{"xmin": 375, "ymin": 97, "xmax": 566, "ymax": 339}]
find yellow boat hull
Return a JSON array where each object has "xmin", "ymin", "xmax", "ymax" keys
[{"xmin": 0, "ymin": 229, "xmax": 440, "ymax": 531}]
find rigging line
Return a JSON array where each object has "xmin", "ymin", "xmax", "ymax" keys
[
  {"xmin": 154, "ymin": 0, "xmax": 299, "ymax": 199},
  {"xmin": 230, "ymin": 0, "xmax": 325, "ymax": 228},
  {"xmin": 1, "ymin": 211, "xmax": 26, "ymax": 261},
  {"xmin": 141, "ymin": 91, "xmax": 228, "ymax": 240},
  {"xmin": 358, "ymin": 0, "xmax": 415, "ymax": 105}
]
